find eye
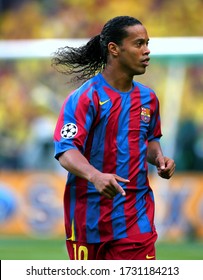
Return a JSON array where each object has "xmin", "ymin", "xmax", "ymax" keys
[{"xmin": 135, "ymin": 40, "xmax": 142, "ymax": 47}]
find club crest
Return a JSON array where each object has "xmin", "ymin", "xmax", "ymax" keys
[{"xmin": 141, "ymin": 107, "xmax": 150, "ymax": 123}]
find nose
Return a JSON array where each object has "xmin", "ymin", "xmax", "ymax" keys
[{"xmin": 144, "ymin": 45, "xmax": 150, "ymax": 55}]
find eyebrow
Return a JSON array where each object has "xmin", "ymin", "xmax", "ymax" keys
[
  {"xmin": 135, "ymin": 38, "xmax": 150, "ymax": 43},
  {"xmin": 134, "ymin": 38, "xmax": 149, "ymax": 44}
]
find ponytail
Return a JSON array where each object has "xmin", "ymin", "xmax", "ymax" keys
[{"xmin": 52, "ymin": 34, "xmax": 106, "ymax": 82}]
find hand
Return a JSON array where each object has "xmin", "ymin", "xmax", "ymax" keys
[
  {"xmin": 156, "ymin": 156, "xmax": 176, "ymax": 179},
  {"xmin": 90, "ymin": 172, "xmax": 130, "ymax": 199}
]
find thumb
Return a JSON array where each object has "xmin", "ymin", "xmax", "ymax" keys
[{"xmin": 156, "ymin": 156, "xmax": 165, "ymax": 170}]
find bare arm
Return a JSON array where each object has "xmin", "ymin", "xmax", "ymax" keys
[
  {"xmin": 147, "ymin": 141, "xmax": 175, "ymax": 179},
  {"xmin": 59, "ymin": 149, "xmax": 129, "ymax": 199}
]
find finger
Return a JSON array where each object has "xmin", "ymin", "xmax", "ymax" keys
[
  {"xmin": 158, "ymin": 172, "xmax": 169, "ymax": 179},
  {"xmin": 159, "ymin": 173, "xmax": 170, "ymax": 179},
  {"xmin": 112, "ymin": 180, "xmax": 126, "ymax": 196},
  {"xmin": 101, "ymin": 186, "xmax": 119, "ymax": 199},
  {"xmin": 165, "ymin": 163, "xmax": 176, "ymax": 176},
  {"xmin": 158, "ymin": 161, "xmax": 175, "ymax": 173},
  {"xmin": 112, "ymin": 174, "xmax": 129, "ymax": 196},
  {"xmin": 101, "ymin": 191, "xmax": 114, "ymax": 199},
  {"xmin": 113, "ymin": 174, "xmax": 130, "ymax": 183},
  {"xmin": 158, "ymin": 168, "xmax": 174, "ymax": 179},
  {"xmin": 105, "ymin": 186, "xmax": 118, "ymax": 197},
  {"xmin": 168, "ymin": 166, "xmax": 176, "ymax": 177},
  {"xmin": 164, "ymin": 157, "xmax": 176, "ymax": 170}
]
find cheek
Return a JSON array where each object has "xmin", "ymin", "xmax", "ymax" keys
[
  {"xmin": 128, "ymin": 50, "xmax": 140, "ymax": 62},
  {"xmin": 122, "ymin": 52, "xmax": 139, "ymax": 65}
]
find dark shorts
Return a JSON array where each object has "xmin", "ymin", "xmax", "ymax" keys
[{"xmin": 66, "ymin": 230, "xmax": 158, "ymax": 260}]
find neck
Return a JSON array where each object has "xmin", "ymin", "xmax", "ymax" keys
[{"xmin": 102, "ymin": 66, "xmax": 133, "ymax": 92}]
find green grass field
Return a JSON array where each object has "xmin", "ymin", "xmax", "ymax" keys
[{"xmin": 0, "ymin": 235, "xmax": 203, "ymax": 260}]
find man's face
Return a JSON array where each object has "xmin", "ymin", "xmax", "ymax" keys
[{"xmin": 117, "ymin": 24, "xmax": 150, "ymax": 76}]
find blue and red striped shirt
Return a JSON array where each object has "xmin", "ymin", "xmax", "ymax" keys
[{"xmin": 54, "ymin": 73, "xmax": 162, "ymax": 243}]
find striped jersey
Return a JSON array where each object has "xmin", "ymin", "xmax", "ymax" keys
[{"xmin": 54, "ymin": 73, "xmax": 162, "ymax": 243}]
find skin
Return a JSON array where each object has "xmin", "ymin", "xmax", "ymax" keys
[
  {"xmin": 102, "ymin": 24, "xmax": 151, "ymax": 92},
  {"xmin": 59, "ymin": 24, "xmax": 175, "ymax": 199}
]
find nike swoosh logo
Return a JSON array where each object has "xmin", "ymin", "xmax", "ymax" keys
[
  {"xmin": 146, "ymin": 254, "xmax": 155, "ymax": 259},
  {"xmin": 99, "ymin": 99, "xmax": 110, "ymax": 106}
]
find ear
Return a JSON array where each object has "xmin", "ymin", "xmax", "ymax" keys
[{"xmin": 108, "ymin": 42, "xmax": 119, "ymax": 57}]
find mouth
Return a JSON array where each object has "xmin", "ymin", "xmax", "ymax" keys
[{"xmin": 141, "ymin": 57, "xmax": 150, "ymax": 67}]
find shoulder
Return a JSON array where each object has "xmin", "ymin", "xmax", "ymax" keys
[
  {"xmin": 134, "ymin": 81, "xmax": 156, "ymax": 95},
  {"xmin": 134, "ymin": 81, "xmax": 159, "ymax": 104},
  {"xmin": 70, "ymin": 75, "xmax": 100, "ymax": 101},
  {"xmin": 62, "ymin": 76, "xmax": 101, "ymax": 114}
]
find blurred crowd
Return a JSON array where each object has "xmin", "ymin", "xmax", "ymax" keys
[
  {"xmin": 0, "ymin": 0, "xmax": 203, "ymax": 171},
  {"xmin": 0, "ymin": 0, "xmax": 203, "ymax": 38}
]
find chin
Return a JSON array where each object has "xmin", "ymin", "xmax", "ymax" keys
[
  {"xmin": 133, "ymin": 66, "xmax": 147, "ymax": 76},
  {"xmin": 134, "ymin": 70, "xmax": 146, "ymax": 76}
]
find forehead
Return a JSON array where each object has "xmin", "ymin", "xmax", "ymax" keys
[{"xmin": 123, "ymin": 24, "xmax": 149, "ymax": 41}]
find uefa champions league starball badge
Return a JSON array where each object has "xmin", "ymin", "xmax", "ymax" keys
[{"xmin": 60, "ymin": 123, "xmax": 78, "ymax": 139}]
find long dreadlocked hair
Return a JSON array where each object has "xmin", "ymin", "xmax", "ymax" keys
[{"xmin": 51, "ymin": 16, "xmax": 142, "ymax": 83}]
